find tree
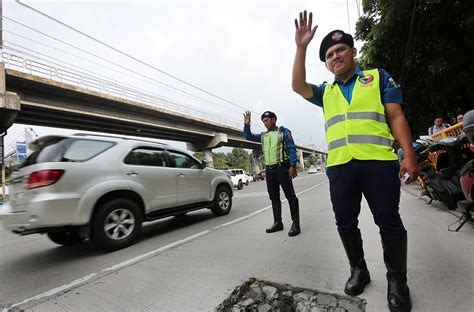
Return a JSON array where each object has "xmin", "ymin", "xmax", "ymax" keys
[
  {"xmin": 304, "ymin": 154, "xmax": 319, "ymax": 169},
  {"xmin": 193, "ymin": 152, "xmax": 204, "ymax": 161},
  {"xmin": 355, "ymin": 0, "xmax": 474, "ymax": 136},
  {"xmin": 227, "ymin": 148, "xmax": 252, "ymax": 171},
  {"xmin": 213, "ymin": 152, "xmax": 230, "ymax": 169}
]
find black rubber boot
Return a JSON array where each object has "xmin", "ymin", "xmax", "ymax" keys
[
  {"xmin": 288, "ymin": 198, "xmax": 301, "ymax": 237},
  {"xmin": 381, "ymin": 233, "xmax": 412, "ymax": 312},
  {"xmin": 339, "ymin": 229, "xmax": 371, "ymax": 296},
  {"xmin": 266, "ymin": 200, "xmax": 283, "ymax": 233}
]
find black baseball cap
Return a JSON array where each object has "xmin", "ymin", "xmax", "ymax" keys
[
  {"xmin": 261, "ymin": 111, "xmax": 277, "ymax": 120},
  {"xmin": 319, "ymin": 30, "xmax": 354, "ymax": 62}
]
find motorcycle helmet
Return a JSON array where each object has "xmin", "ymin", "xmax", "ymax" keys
[{"xmin": 463, "ymin": 110, "xmax": 474, "ymax": 144}]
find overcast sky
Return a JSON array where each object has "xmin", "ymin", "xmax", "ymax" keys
[{"xmin": 3, "ymin": 0, "xmax": 362, "ymax": 155}]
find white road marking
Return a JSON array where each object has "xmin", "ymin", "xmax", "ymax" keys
[{"xmin": 3, "ymin": 179, "xmax": 328, "ymax": 311}]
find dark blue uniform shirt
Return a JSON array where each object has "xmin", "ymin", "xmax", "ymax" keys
[
  {"xmin": 243, "ymin": 124, "xmax": 297, "ymax": 167},
  {"xmin": 306, "ymin": 67, "xmax": 403, "ymax": 108}
]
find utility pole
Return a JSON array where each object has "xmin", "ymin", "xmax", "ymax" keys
[
  {"xmin": 1, "ymin": 132, "xmax": 5, "ymax": 201},
  {"xmin": 1, "ymin": 0, "xmax": 3, "ymax": 49}
]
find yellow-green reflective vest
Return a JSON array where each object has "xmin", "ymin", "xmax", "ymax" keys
[
  {"xmin": 323, "ymin": 69, "xmax": 398, "ymax": 167},
  {"xmin": 261, "ymin": 127, "xmax": 286, "ymax": 166}
]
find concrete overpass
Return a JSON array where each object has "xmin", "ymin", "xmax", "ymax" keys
[{"xmin": 0, "ymin": 59, "xmax": 325, "ymax": 169}]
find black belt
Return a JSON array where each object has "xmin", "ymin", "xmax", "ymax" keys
[{"xmin": 266, "ymin": 161, "xmax": 289, "ymax": 169}]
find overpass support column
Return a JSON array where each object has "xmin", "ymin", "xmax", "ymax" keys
[
  {"xmin": 0, "ymin": 63, "xmax": 21, "ymax": 133},
  {"xmin": 203, "ymin": 149, "xmax": 214, "ymax": 168},
  {"xmin": 251, "ymin": 149, "xmax": 262, "ymax": 173},
  {"xmin": 297, "ymin": 149, "xmax": 304, "ymax": 171}
]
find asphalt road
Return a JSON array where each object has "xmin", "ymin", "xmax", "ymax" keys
[
  {"xmin": 1, "ymin": 172, "xmax": 473, "ymax": 312},
  {"xmin": 0, "ymin": 173, "xmax": 327, "ymax": 310}
]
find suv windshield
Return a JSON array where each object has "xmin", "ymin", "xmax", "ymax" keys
[{"xmin": 20, "ymin": 137, "xmax": 115, "ymax": 168}]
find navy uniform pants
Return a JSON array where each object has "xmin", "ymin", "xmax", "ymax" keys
[
  {"xmin": 326, "ymin": 160, "xmax": 406, "ymax": 235},
  {"xmin": 265, "ymin": 164, "xmax": 297, "ymax": 201}
]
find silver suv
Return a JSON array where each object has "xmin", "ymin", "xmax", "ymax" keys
[{"xmin": 0, "ymin": 134, "xmax": 233, "ymax": 251}]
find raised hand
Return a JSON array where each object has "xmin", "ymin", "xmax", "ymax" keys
[
  {"xmin": 243, "ymin": 110, "xmax": 251, "ymax": 125},
  {"xmin": 294, "ymin": 10, "xmax": 317, "ymax": 47}
]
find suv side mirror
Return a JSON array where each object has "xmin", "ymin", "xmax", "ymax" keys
[{"xmin": 200, "ymin": 160, "xmax": 207, "ymax": 169}]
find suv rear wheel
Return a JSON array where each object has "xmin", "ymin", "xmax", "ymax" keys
[
  {"xmin": 47, "ymin": 230, "xmax": 85, "ymax": 246},
  {"xmin": 92, "ymin": 198, "xmax": 142, "ymax": 251},
  {"xmin": 211, "ymin": 186, "xmax": 232, "ymax": 216}
]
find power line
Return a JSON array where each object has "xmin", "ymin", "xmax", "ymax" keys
[
  {"xmin": 1, "ymin": 42, "xmax": 245, "ymax": 129},
  {"xmin": 2, "ymin": 16, "xmax": 244, "ymax": 115},
  {"xmin": 6, "ymin": 2, "xmax": 314, "ymax": 145},
  {"xmin": 14, "ymin": 0, "xmax": 249, "ymax": 112},
  {"xmin": 355, "ymin": 0, "xmax": 361, "ymax": 18},
  {"xmin": 346, "ymin": 0, "xmax": 351, "ymax": 33},
  {"xmin": 2, "ymin": 24, "xmax": 311, "ymax": 142}
]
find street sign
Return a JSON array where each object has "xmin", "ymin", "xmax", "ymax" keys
[{"xmin": 16, "ymin": 141, "xmax": 27, "ymax": 162}]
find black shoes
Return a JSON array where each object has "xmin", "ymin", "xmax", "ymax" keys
[
  {"xmin": 344, "ymin": 259, "xmax": 371, "ymax": 295},
  {"xmin": 266, "ymin": 199, "xmax": 301, "ymax": 236},
  {"xmin": 382, "ymin": 233, "xmax": 412, "ymax": 312},
  {"xmin": 267, "ymin": 200, "xmax": 283, "ymax": 233},
  {"xmin": 288, "ymin": 198, "xmax": 301, "ymax": 237},
  {"xmin": 288, "ymin": 223, "xmax": 301, "ymax": 236},
  {"xmin": 266, "ymin": 221, "xmax": 284, "ymax": 233},
  {"xmin": 339, "ymin": 229, "xmax": 371, "ymax": 296}
]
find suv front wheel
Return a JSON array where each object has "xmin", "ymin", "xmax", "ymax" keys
[
  {"xmin": 211, "ymin": 186, "xmax": 232, "ymax": 216},
  {"xmin": 92, "ymin": 198, "xmax": 142, "ymax": 251}
]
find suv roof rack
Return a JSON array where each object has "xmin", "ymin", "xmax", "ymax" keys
[{"xmin": 72, "ymin": 133, "xmax": 169, "ymax": 146}]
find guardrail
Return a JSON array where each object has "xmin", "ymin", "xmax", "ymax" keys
[
  {"xmin": 0, "ymin": 51, "xmax": 316, "ymax": 150},
  {"xmin": 430, "ymin": 122, "xmax": 464, "ymax": 142},
  {"xmin": 1, "ymin": 51, "xmax": 243, "ymax": 130},
  {"xmin": 428, "ymin": 122, "xmax": 464, "ymax": 166}
]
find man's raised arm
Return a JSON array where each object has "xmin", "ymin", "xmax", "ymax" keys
[{"xmin": 292, "ymin": 10, "xmax": 317, "ymax": 99}]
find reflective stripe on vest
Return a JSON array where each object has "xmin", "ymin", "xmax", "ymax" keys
[
  {"xmin": 323, "ymin": 69, "xmax": 397, "ymax": 167},
  {"xmin": 261, "ymin": 127, "xmax": 285, "ymax": 166},
  {"xmin": 325, "ymin": 112, "xmax": 387, "ymax": 130}
]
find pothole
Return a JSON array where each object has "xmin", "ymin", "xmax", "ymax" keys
[{"xmin": 216, "ymin": 278, "xmax": 366, "ymax": 312}]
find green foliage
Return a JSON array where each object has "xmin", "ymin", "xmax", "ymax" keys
[
  {"xmin": 213, "ymin": 152, "xmax": 229, "ymax": 169},
  {"xmin": 226, "ymin": 148, "xmax": 252, "ymax": 171},
  {"xmin": 193, "ymin": 152, "xmax": 204, "ymax": 161},
  {"xmin": 193, "ymin": 148, "xmax": 251, "ymax": 171},
  {"xmin": 355, "ymin": 0, "xmax": 474, "ymax": 136},
  {"xmin": 304, "ymin": 154, "xmax": 320, "ymax": 168}
]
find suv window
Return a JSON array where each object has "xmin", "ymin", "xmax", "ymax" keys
[
  {"xmin": 21, "ymin": 138, "xmax": 115, "ymax": 168},
  {"xmin": 231, "ymin": 169, "xmax": 243, "ymax": 175},
  {"xmin": 168, "ymin": 151, "xmax": 200, "ymax": 169},
  {"xmin": 124, "ymin": 148, "xmax": 167, "ymax": 167}
]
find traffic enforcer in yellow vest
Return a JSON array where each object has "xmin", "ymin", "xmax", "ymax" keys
[
  {"xmin": 322, "ymin": 69, "xmax": 398, "ymax": 167},
  {"xmin": 261, "ymin": 127, "xmax": 287, "ymax": 166}
]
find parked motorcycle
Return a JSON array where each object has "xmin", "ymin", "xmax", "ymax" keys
[
  {"xmin": 427, "ymin": 134, "xmax": 472, "ymax": 210},
  {"xmin": 450, "ymin": 110, "xmax": 474, "ymax": 231}
]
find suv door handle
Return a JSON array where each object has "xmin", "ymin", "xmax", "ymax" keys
[
  {"xmin": 177, "ymin": 173, "xmax": 185, "ymax": 177},
  {"xmin": 126, "ymin": 171, "xmax": 138, "ymax": 176}
]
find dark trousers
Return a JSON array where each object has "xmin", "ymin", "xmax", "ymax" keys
[
  {"xmin": 265, "ymin": 165, "xmax": 297, "ymax": 201},
  {"xmin": 326, "ymin": 160, "xmax": 406, "ymax": 235}
]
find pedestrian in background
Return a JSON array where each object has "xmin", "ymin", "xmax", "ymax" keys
[
  {"xmin": 243, "ymin": 110, "xmax": 301, "ymax": 237},
  {"xmin": 428, "ymin": 116, "xmax": 451, "ymax": 135},
  {"xmin": 291, "ymin": 10, "xmax": 417, "ymax": 312}
]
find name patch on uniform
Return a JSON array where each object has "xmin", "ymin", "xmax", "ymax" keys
[{"xmin": 358, "ymin": 74, "xmax": 374, "ymax": 87}]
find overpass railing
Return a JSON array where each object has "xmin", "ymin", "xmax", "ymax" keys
[
  {"xmin": 1, "ymin": 51, "xmax": 317, "ymax": 151},
  {"xmin": 1, "ymin": 51, "xmax": 243, "ymax": 130}
]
